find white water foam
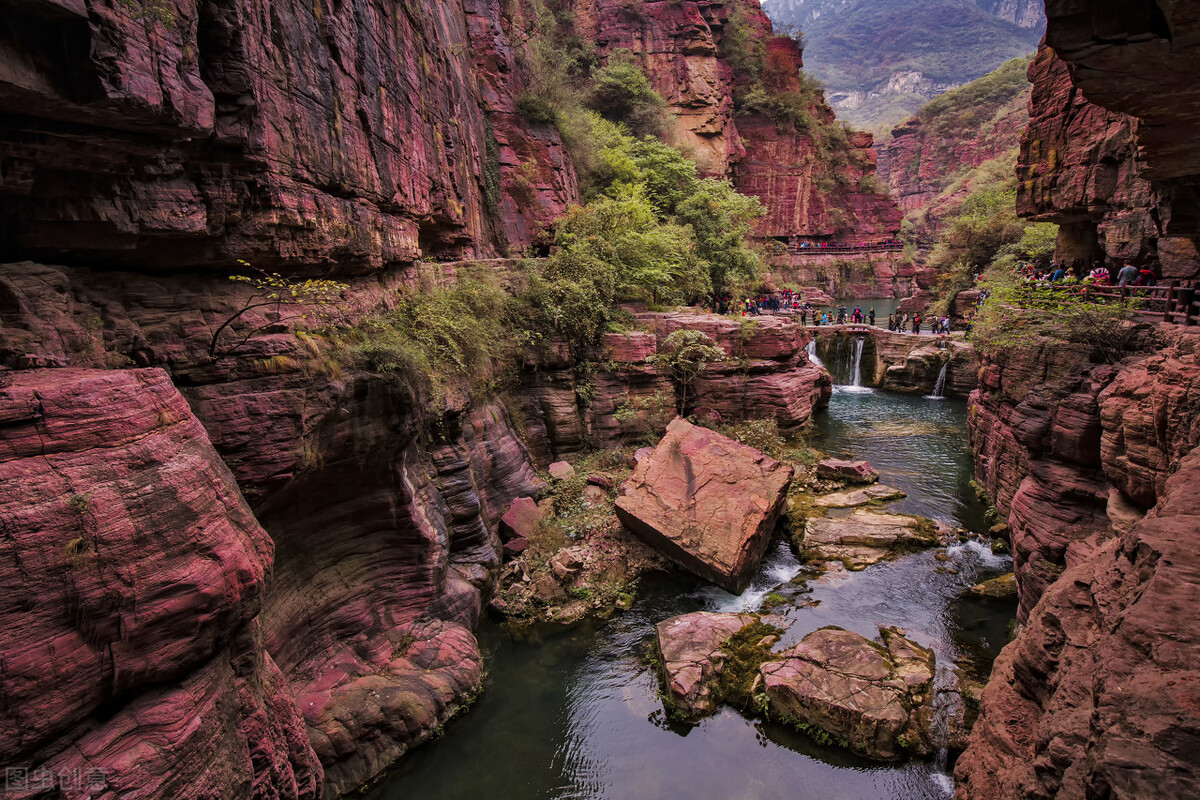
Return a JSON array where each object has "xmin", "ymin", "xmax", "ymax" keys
[
  {"xmin": 946, "ymin": 539, "xmax": 1011, "ymax": 570},
  {"xmin": 694, "ymin": 542, "xmax": 801, "ymax": 612}
]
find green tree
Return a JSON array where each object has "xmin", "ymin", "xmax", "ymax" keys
[
  {"xmin": 675, "ymin": 179, "xmax": 766, "ymax": 294},
  {"xmin": 654, "ymin": 329, "xmax": 726, "ymax": 413},
  {"xmin": 587, "ymin": 50, "xmax": 670, "ymax": 138},
  {"xmin": 211, "ymin": 264, "xmax": 346, "ymax": 358}
]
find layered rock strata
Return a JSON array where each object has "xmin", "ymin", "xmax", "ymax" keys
[
  {"xmin": 1018, "ymin": 41, "xmax": 1200, "ymax": 278},
  {"xmin": 0, "ymin": 368, "xmax": 322, "ymax": 797}
]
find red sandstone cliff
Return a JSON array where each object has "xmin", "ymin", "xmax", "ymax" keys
[
  {"xmin": 568, "ymin": 0, "xmax": 900, "ymax": 240},
  {"xmin": 1017, "ymin": 39, "xmax": 1200, "ymax": 278},
  {"xmin": 880, "ymin": 59, "xmax": 1030, "ymax": 217},
  {"xmin": 957, "ymin": 329, "xmax": 1200, "ymax": 798}
]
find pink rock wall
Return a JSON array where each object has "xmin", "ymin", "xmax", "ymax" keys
[
  {"xmin": 1018, "ymin": 42, "xmax": 1200, "ymax": 277},
  {"xmin": 0, "ymin": 0, "xmax": 576, "ymax": 272},
  {"xmin": 0, "ymin": 368, "xmax": 321, "ymax": 796}
]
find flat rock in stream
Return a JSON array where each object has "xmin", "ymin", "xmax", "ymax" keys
[
  {"xmin": 802, "ymin": 509, "xmax": 940, "ymax": 568},
  {"xmin": 814, "ymin": 485, "xmax": 906, "ymax": 509},
  {"xmin": 758, "ymin": 626, "xmax": 936, "ymax": 760},
  {"xmin": 816, "ymin": 459, "xmax": 879, "ymax": 484},
  {"xmin": 656, "ymin": 611, "xmax": 759, "ymax": 717},
  {"xmin": 615, "ymin": 418, "xmax": 792, "ymax": 592}
]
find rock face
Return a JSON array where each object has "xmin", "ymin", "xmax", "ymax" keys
[
  {"xmin": 759, "ymin": 626, "xmax": 935, "ymax": 760},
  {"xmin": 0, "ymin": 369, "xmax": 321, "ymax": 796},
  {"xmin": 0, "ymin": 262, "xmax": 549, "ymax": 795},
  {"xmin": 879, "ymin": 57, "xmax": 1030, "ymax": 217},
  {"xmin": 568, "ymin": 0, "xmax": 900, "ymax": 245},
  {"xmin": 956, "ymin": 446, "xmax": 1200, "ymax": 799},
  {"xmin": 615, "ymin": 417, "xmax": 793, "ymax": 592},
  {"xmin": 656, "ymin": 612, "xmax": 760, "ymax": 717},
  {"xmin": 1018, "ymin": 41, "xmax": 1200, "ymax": 278},
  {"xmin": 513, "ymin": 310, "xmax": 831, "ymax": 460},
  {"xmin": 960, "ymin": 325, "xmax": 1200, "ymax": 795},
  {"xmin": 0, "ymin": 0, "xmax": 585, "ymax": 269},
  {"xmin": 802, "ymin": 510, "xmax": 939, "ymax": 568}
]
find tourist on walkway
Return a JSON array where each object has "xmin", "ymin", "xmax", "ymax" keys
[
  {"xmin": 1117, "ymin": 263, "xmax": 1139, "ymax": 286},
  {"xmin": 912, "ymin": 314, "xmax": 921, "ymax": 334},
  {"xmin": 869, "ymin": 308, "xmax": 876, "ymax": 326}
]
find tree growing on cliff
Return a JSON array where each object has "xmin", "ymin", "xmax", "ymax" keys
[
  {"xmin": 209, "ymin": 264, "xmax": 346, "ymax": 359},
  {"xmin": 587, "ymin": 50, "xmax": 670, "ymax": 138},
  {"xmin": 654, "ymin": 329, "xmax": 726, "ymax": 414}
]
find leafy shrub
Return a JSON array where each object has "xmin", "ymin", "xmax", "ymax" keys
[
  {"xmin": 587, "ymin": 50, "xmax": 670, "ymax": 138},
  {"xmin": 970, "ymin": 272, "xmax": 1141, "ymax": 364}
]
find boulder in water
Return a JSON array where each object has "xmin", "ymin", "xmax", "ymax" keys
[
  {"xmin": 758, "ymin": 626, "xmax": 935, "ymax": 760},
  {"xmin": 802, "ymin": 509, "xmax": 941, "ymax": 568},
  {"xmin": 970, "ymin": 572, "xmax": 1018, "ymax": 599},
  {"xmin": 814, "ymin": 484, "xmax": 906, "ymax": 508},
  {"xmin": 816, "ymin": 459, "xmax": 880, "ymax": 484},
  {"xmin": 615, "ymin": 418, "xmax": 793, "ymax": 592},
  {"xmin": 656, "ymin": 611, "xmax": 760, "ymax": 717}
]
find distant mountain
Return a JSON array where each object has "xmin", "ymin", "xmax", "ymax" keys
[{"xmin": 761, "ymin": 0, "xmax": 1043, "ymax": 133}]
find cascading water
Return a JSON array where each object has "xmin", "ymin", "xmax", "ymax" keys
[
  {"xmin": 805, "ymin": 338, "xmax": 824, "ymax": 369},
  {"xmin": 850, "ymin": 337, "xmax": 865, "ymax": 388},
  {"xmin": 926, "ymin": 362, "xmax": 949, "ymax": 400}
]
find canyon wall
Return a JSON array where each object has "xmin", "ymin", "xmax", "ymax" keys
[
  {"xmin": 0, "ymin": 0, "xmax": 581, "ymax": 270},
  {"xmin": 958, "ymin": 327, "xmax": 1200, "ymax": 798},
  {"xmin": 567, "ymin": 0, "xmax": 899, "ymax": 243},
  {"xmin": 0, "ymin": 255, "xmax": 831, "ymax": 795},
  {"xmin": 1018, "ymin": 38, "xmax": 1200, "ymax": 277},
  {"xmin": 957, "ymin": 8, "xmax": 1200, "ymax": 793}
]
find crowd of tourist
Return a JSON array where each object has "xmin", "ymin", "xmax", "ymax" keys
[
  {"xmin": 705, "ymin": 291, "xmax": 961, "ymax": 336},
  {"xmin": 788, "ymin": 238, "xmax": 903, "ymax": 252},
  {"xmin": 1018, "ymin": 259, "xmax": 1159, "ymax": 287}
]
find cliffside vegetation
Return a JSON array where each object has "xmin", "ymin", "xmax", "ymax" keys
[
  {"xmin": 722, "ymin": 5, "xmax": 868, "ymax": 183},
  {"xmin": 922, "ymin": 151, "xmax": 1057, "ymax": 312}
]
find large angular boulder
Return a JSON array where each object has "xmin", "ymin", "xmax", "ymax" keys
[
  {"xmin": 498, "ymin": 496, "xmax": 548, "ymax": 542},
  {"xmin": 615, "ymin": 418, "xmax": 793, "ymax": 592},
  {"xmin": 802, "ymin": 509, "xmax": 940, "ymax": 568},
  {"xmin": 759, "ymin": 626, "xmax": 935, "ymax": 760},
  {"xmin": 656, "ymin": 611, "xmax": 759, "ymax": 717}
]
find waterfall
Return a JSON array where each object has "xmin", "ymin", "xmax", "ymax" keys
[
  {"xmin": 806, "ymin": 338, "xmax": 825, "ymax": 369},
  {"xmin": 926, "ymin": 362, "xmax": 949, "ymax": 400},
  {"xmin": 851, "ymin": 337, "xmax": 865, "ymax": 388}
]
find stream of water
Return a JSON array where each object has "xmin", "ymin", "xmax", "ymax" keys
[{"xmin": 369, "ymin": 391, "xmax": 1013, "ymax": 800}]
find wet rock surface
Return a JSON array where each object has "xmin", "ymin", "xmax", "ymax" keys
[
  {"xmin": 816, "ymin": 458, "xmax": 880, "ymax": 484},
  {"xmin": 655, "ymin": 612, "xmax": 761, "ymax": 718},
  {"xmin": 802, "ymin": 510, "xmax": 941, "ymax": 568},
  {"xmin": 615, "ymin": 418, "xmax": 793, "ymax": 593},
  {"xmin": 759, "ymin": 626, "xmax": 936, "ymax": 761},
  {"xmin": 814, "ymin": 484, "xmax": 906, "ymax": 508}
]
